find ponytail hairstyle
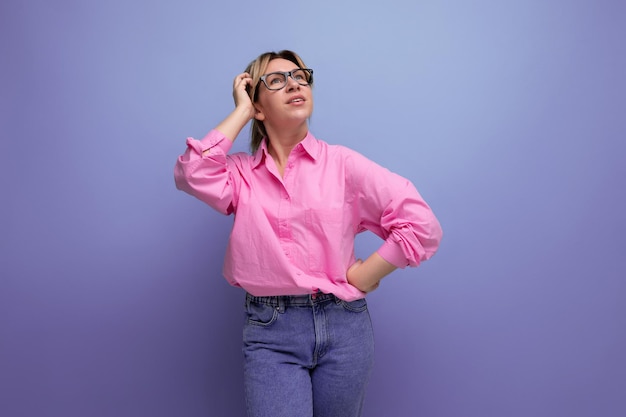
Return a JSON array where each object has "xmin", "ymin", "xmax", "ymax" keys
[{"xmin": 244, "ymin": 50, "xmax": 313, "ymax": 153}]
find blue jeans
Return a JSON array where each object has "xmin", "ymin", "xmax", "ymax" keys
[{"xmin": 243, "ymin": 292, "xmax": 375, "ymax": 417}]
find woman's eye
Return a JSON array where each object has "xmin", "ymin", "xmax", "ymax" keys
[{"xmin": 269, "ymin": 76, "xmax": 283, "ymax": 84}]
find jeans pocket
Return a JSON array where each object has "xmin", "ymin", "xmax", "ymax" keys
[
  {"xmin": 245, "ymin": 301, "xmax": 279, "ymax": 327},
  {"xmin": 340, "ymin": 297, "xmax": 368, "ymax": 313}
]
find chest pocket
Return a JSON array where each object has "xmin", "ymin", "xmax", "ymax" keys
[{"xmin": 305, "ymin": 208, "xmax": 345, "ymax": 273}]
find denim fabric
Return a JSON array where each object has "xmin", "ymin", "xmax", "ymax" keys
[{"xmin": 243, "ymin": 292, "xmax": 375, "ymax": 417}]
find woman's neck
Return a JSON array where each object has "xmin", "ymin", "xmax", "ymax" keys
[{"xmin": 265, "ymin": 124, "xmax": 308, "ymax": 172}]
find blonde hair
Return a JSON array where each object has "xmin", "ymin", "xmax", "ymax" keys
[{"xmin": 244, "ymin": 50, "xmax": 313, "ymax": 153}]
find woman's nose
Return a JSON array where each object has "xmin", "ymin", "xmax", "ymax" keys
[{"xmin": 285, "ymin": 75, "xmax": 301, "ymax": 91}]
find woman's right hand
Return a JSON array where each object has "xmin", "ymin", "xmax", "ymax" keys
[
  {"xmin": 232, "ymin": 72, "xmax": 256, "ymax": 120},
  {"xmin": 211, "ymin": 73, "xmax": 257, "ymax": 146}
]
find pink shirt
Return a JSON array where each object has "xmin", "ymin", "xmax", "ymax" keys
[{"xmin": 174, "ymin": 129, "xmax": 442, "ymax": 301}]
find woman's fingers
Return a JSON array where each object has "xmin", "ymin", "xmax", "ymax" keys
[{"xmin": 232, "ymin": 73, "xmax": 254, "ymax": 110}]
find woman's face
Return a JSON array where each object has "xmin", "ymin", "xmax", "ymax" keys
[{"xmin": 254, "ymin": 58, "xmax": 313, "ymax": 130}]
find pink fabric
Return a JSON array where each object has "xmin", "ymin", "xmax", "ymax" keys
[{"xmin": 174, "ymin": 129, "xmax": 442, "ymax": 301}]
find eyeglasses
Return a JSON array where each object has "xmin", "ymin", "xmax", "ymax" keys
[{"xmin": 259, "ymin": 68, "xmax": 314, "ymax": 91}]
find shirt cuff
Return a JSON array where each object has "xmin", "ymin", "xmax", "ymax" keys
[
  {"xmin": 377, "ymin": 240, "xmax": 411, "ymax": 269},
  {"xmin": 186, "ymin": 129, "xmax": 233, "ymax": 156}
]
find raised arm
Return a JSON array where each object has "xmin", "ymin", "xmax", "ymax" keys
[
  {"xmin": 174, "ymin": 73, "xmax": 256, "ymax": 214},
  {"xmin": 210, "ymin": 72, "xmax": 257, "ymax": 152}
]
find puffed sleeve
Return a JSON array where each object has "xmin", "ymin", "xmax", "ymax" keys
[
  {"xmin": 346, "ymin": 149, "xmax": 442, "ymax": 268},
  {"xmin": 174, "ymin": 129, "xmax": 239, "ymax": 215}
]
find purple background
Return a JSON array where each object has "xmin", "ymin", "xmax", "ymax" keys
[{"xmin": 2, "ymin": 0, "xmax": 625, "ymax": 416}]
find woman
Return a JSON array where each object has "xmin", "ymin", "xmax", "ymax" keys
[{"xmin": 174, "ymin": 50, "xmax": 442, "ymax": 417}]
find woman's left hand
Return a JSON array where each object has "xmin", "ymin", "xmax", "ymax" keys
[{"xmin": 347, "ymin": 258, "xmax": 381, "ymax": 293}]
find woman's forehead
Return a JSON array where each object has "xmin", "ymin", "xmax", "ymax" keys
[{"xmin": 265, "ymin": 58, "xmax": 298, "ymax": 73}]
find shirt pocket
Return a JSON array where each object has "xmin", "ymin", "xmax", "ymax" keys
[{"xmin": 304, "ymin": 208, "xmax": 345, "ymax": 273}]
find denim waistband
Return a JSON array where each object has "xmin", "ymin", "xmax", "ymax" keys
[{"xmin": 246, "ymin": 292, "xmax": 339, "ymax": 309}]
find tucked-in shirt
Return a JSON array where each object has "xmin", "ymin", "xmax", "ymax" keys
[{"xmin": 174, "ymin": 129, "xmax": 442, "ymax": 301}]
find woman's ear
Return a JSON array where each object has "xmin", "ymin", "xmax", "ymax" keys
[{"xmin": 253, "ymin": 104, "xmax": 265, "ymax": 121}]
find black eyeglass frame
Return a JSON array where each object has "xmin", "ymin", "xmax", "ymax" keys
[{"xmin": 258, "ymin": 68, "xmax": 314, "ymax": 91}]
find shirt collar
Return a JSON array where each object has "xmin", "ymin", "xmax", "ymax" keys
[{"xmin": 251, "ymin": 131, "xmax": 320, "ymax": 168}]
